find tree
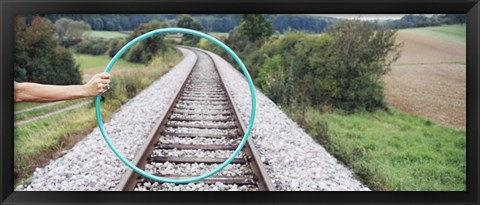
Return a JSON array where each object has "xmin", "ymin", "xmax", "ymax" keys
[
  {"xmin": 54, "ymin": 18, "xmax": 72, "ymax": 39},
  {"xmin": 176, "ymin": 15, "xmax": 204, "ymax": 46},
  {"xmin": 54, "ymin": 18, "xmax": 91, "ymax": 40},
  {"xmin": 237, "ymin": 14, "xmax": 273, "ymax": 42},
  {"xmin": 54, "ymin": 18, "xmax": 91, "ymax": 47},
  {"xmin": 325, "ymin": 20, "xmax": 402, "ymax": 111},
  {"xmin": 224, "ymin": 14, "xmax": 273, "ymax": 57},
  {"xmin": 65, "ymin": 20, "xmax": 91, "ymax": 39},
  {"xmin": 14, "ymin": 16, "xmax": 81, "ymax": 85}
]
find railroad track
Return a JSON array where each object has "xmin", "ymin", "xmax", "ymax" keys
[{"xmin": 116, "ymin": 48, "xmax": 274, "ymax": 191}]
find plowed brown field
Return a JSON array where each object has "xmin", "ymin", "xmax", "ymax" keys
[{"xmin": 384, "ymin": 31, "xmax": 466, "ymax": 129}]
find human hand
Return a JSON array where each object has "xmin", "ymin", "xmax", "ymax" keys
[{"xmin": 83, "ymin": 72, "xmax": 111, "ymax": 97}]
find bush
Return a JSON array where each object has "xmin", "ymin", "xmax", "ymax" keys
[
  {"xmin": 59, "ymin": 38, "xmax": 82, "ymax": 48},
  {"xmin": 75, "ymin": 38, "xmax": 109, "ymax": 55},
  {"xmin": 125, "ymin": 44, "xmax": 145, "ymax": 65},
  {"xmin": 326, "ymin": 20, "xmax": 402, "ymax": 111},
  {"xmin": 108, "ymin": 37, "xmax": 127, "ymax": 57}
]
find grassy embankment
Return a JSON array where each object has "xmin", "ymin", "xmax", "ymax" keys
[
  {"xmin": 14, "ymin": 42, "xmax": 182, "ymax": 185},
  {"xmin": 282, "ymin": 25, "xmax": 466, "ymax": 191},
  {"xmin": 284, "ymin": 107, "xmax": 465, "ymax": 191}
]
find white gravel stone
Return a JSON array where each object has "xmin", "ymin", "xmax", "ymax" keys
[
  {"xmin": 151, "ymin": 148, "xmax": 244, "ymax": 159},
  {"xmin": 135, "ymin": 182, "xmax": 257, "ymax": 191},
  {"xmin": 158, "ymin": 135, "xmax": 240, "ymax": 146},
  {"xmin": 16, "ymin": 48, "xmax": 197, "ymax": 191},
  {"xmin": 164, "ymin": 127, "xmax": 237, "ymax": 135},
  {"xmin": 176, "ymin": 103, "xmax": 229, "ymax": 110},
  {"xmin": 170, "ymin": 113, "xmax": 232, "ymax": 121},
  {"xmin": 204, "ymin": 49, "xmax": 370, "ymax": 191},
  {"xmin": 145, "ymin": 162, "xmax": 252, "ymax": 176},
  {"xmin": 167, "ymin": 120, "xmax": 235, "ymax": 127}
]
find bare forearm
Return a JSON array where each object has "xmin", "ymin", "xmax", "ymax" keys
[
  {"xmin": 14, "ymin": 73, "xmax": 110, "ymax": 103},
  {"xmin": 14, "ymin": 82, "xmax": 88, "ymax": 103}
]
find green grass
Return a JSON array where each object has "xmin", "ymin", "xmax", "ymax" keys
[
  {"xmin": 208, "ymin": 32, "xmax": 229, "ymax": 37},
  {"xmin": 15, "ymin": 99, "xmax": 87, "ymax": 122},
  {"xmin": 285, "ymin": 107, "xmax": 466, "ymax": 191},
  {"xmin": 84, "ymin": 30, "xmax": 129, "ymax": 39},
  {"xmin": 14, "ymin": 102, "xmax": 45, "ymax": 112},
  {"xmin": 14, "ymin": 48, "xmax": 183, "ymax": 186},
  {"xmin": 74, "ymin": 53, "xmax": 142, "ymax": 73},
  {"xmin": 401, "ymin": 24, "xmax": 466, "ymax": 46}
]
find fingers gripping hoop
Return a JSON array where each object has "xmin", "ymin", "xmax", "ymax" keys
[{"xmin": 95, "ymin": 28, "xmax": 257, "ymax": 184}]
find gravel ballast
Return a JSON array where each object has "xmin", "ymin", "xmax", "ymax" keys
[
  {"xmin": 205, "ymin": 49, "xmax": 370, "ymax": 191},
  {"xmin": 16, "ymin": 48, "xmax": 197, "ymax": 191}
]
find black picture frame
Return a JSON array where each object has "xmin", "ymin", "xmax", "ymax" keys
[{"xmin": 1, "ymin": 0, "xmax": 479, "ymax": 204}]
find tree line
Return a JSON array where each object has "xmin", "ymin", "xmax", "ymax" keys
[
  {"xmin": 385, "ymin": 14, "xmax": 466, "ymax": 29},
  {"xmin": 45, "ymin": 14, "xmax": 466, "ymax": 35},
  {"xmin": 46, "ymin": 14, "xmax": 336, "ymax": 33}
]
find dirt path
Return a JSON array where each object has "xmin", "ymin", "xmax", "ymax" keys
[
  {"xmin": 15, "ymin": 101, "xmax": 65, "ymax": 115},
  {"xmin": 383, "ymin": 31, "xmax": 466, "ymax": 129}
]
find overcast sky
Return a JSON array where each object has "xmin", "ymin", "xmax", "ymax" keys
[{"xmin": 311, "ymin": 14, "xmax": 434, "ymax": 20}]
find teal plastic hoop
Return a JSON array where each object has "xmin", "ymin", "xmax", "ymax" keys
[{"xmin": 95, "ymin": 28, "xmax": 257, "ymax": 184}]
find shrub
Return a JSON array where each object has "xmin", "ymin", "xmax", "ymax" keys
[
  {"xmin": 59, "ymin": 38, "xmax": 82, "ymax": 48},
  {"xmin": 108, "ymin": 37, "xmax": 127, "ymax": 57},
  {"xmin": 75, "ymin": 38, "xmax": 109, "ymax": 55}
]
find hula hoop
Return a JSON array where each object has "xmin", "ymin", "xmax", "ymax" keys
[{"xmin": 95, "ymin": 28, "xmax": 257, "ymax": 184}]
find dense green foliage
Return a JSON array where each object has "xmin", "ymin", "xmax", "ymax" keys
[
  {"xmin": 386, "ymin": 14, "xmax": 466, "ymax": 29},
  {"xmin": 176, "ymin": 15, "xmax": 204, "ymax": 46},
  {"xmin": 283, "ymin": 107, "xmax": 466, "ymax": 191},
  {"xmin": 125, "ymin": 20, "xmax": 168, "ymax": 64},
  {"xmin": 46, "ymin": 14, "xmax": 335, "ymax": 33},
  {"xmin": 249, "ymin": 20, "xmax": 401, "ymax": 111},
  {"xmin": 74, "ymin": 38, "xmax": 109, "ymax": 55},
  {"xmin": 14, "ymin": 16, "xmax": 81, "ymax": 85}
]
